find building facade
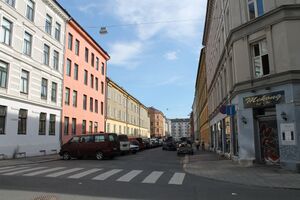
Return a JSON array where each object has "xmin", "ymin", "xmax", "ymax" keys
[
  {"xmin": 203, "ymin": 0, "xmax": 300, "ymax": 171},
  {"xmin": 106, "ymin": 78, "xmax": 150, "ymax": 138},
  {"xmin": 192, "ymin": 48, "xmax": 210, "ymax": 149},
  {"xmin": 61, "ymin": 19, "xmax": 109, "ymax": 143},
  {"xmin": 148, "ymin": 107, "xmax": 165, "ymax": 138},
  {"xmin": 164, "ymin": 118, "xmax": 172, "ymax": 137},
  {"xmin": 171, "ymin": 118, "xmax": 191, "ymax": 139},
  {"xmin": 0, "ymin": 0, "xmax": 69, "ymax": 158}
]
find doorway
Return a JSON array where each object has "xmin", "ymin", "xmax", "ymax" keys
[{"xmin": 254, "ymin": 107, "xmax": 280, "ymax": 165}]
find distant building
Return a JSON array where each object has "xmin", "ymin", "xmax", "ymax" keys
[
  {"xmin": 148, "ymin": 107, "xmax": 165, "ymax": 138},
  {"xmin": 171, "ymin": 118, "xmax": 191, "ymax": 139},
  {"xmin": 164, "ymin": 118, "xmax": 172, "ymax": 137},
  {"xmin": 106, "ymin": 78, "xmax": 150, "ymax": 138}
]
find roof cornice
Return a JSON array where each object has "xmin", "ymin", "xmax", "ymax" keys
[
  {"xmin": 202, "ymin": 0, "xmax": 214, "ymax": 46},
  {"xmin": 42, "ymin": 0, "xmax": 71, "ymax": 21}
]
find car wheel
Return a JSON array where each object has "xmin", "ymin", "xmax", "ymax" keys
[
  {"xmin": 62, "ymin": 152, "xmax": 70, "ymax": 160},
  {"xmin": 96, "ymin": 151, "xmax": 104, "ymax": 160}
]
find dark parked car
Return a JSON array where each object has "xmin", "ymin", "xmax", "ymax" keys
[
  {"xmin": 59, "ymin": 133, "xmax": 120, "ymax": 160},
  {"xmin": 162, "ymin": 137, "xmax": 177, "ymax": 151},
  {"xmin": 129, "ymin": 137, "xmax": 145, "ymax": 150},
  {"xmin": 177, "ymin": 140, "xmax": 194, "ymax": 155}
]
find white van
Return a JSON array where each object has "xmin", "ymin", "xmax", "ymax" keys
[{"xmin": 118, "ymin": 134, "xmax": 130, "ymax": 154}]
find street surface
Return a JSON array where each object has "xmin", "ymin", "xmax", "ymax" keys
[{"xmin": 0, "ymin": 148, "xmax": 300, "ymax": 200}]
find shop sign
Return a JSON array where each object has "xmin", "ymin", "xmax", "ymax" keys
[{"xmin": 243, "ymin": 91, "xmax": 285, "ymax": 108}]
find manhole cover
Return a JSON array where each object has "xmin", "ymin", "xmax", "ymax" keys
[{"xmin": 33, "ymin": 195, "xmax": 58, "ymax": 200}]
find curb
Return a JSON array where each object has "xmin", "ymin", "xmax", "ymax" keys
[
  {"xmin": 183, "ymin": 156, "xmax": 300, "ymax": 191},
  {"xmin": 0, "ymin": 158, "xmax": 61, "ymax": 168}
]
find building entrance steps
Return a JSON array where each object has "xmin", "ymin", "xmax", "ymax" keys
[{"xmin": 183, "ymin": 151, "xmax": 300, "ymax": 189}]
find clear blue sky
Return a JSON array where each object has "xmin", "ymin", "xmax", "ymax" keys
[{"xmin": 58, "ymin": 0, "xmax": 207, "ymax": 119}]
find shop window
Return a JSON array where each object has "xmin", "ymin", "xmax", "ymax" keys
[{"xmin": 39, "ymin": 113, "xmax": 46, "ymax": 135}]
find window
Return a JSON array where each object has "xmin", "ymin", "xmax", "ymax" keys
[
  {"xmin": 65, "ymin": 87, "xmax": 70, "ymax": 105},
  {"xmin": 95, "ymin": 135, "xmax": 105, "ymax": 142},
  {"xmin": 252, "ymin": 39, "xmax": 270, "ymax": 78},
  {"xmin": 26, "ymin": 0, "xmax": 35, "ymax": 21},
  {"xmin": 83, "ymin": 94, "xmax": 87, "ymax": 110},
  {"xmin": 0, "ymin": 61, "xmax": 8, "ymax": 88},
  {"xmin": 101, "ymin": 62, "xmax": 104, "ymax": 75},
  {"xmin": 94, "ymin": 122, "xmax": 98, "ymax": 133},
  {"xmin": 68, "ymin": 33, "xmax": 73, "ymax": 50},
  {"xmin": 75, "ymin": 39, "xmax": 80, "ymax": 55},
  {"xmin": 91, "ymin": 53, "xmax": 94, "ymax": 67},
  {"xmin": 95, "ymin": 99, "xmax": 98, "ymax": 113},
  {"xmin": 72, "ymin": 90, "xmax": 77, "ymax": 107},
  {"xmin": 49, "ymin": 114, "xmax": 55, "ymax": 135},
  {"xmin": 54, "ymin": 22, "xmax": 61, "ymax": 41},
  {"xmin": 64, "ymin": 117, "xmax": 69, "ymax": 135},
  {"xmin": 1, "ymin": 18, "xmax": 12, "ymax": 45},
  {"xmin": 72, "ymin": 118, "xmax": 76, "ymax": 135},
  {"xmin": 0, "ymin": 106, "xmax": 7, "ymax": 134},
  {"xmin": 51, "ymin": 82, "xmax": 57, "ymax": 102},
  {"xmin": 101, "ymin": 102, "xmax": 104, "ymax": 115},
  {"xmin": 39, "ymin": 113, "xmax": 46, "ymax": 135},
  {"xmin": 18, "ymin": 109, "xmax": 27, "ymax": 135},
  {"xmin": 90, "ymin": 97, "xmax": 93, "ymax": 112},
  {"xmin": 23, "ymin": 32, "xmax": 32, "ymax": 56},
  {"xmin": 66, "ymin": 59, "xmax": 71, "ymax": 76},
  {"xmin": 20, "ymin": 70, "xmax": 29, "ymax": 94},
  {"xmin": 84, "ymin": 70, "xmax": 88, "ymax": 85},
  {"xmin": 82, "ymin": 120, "xmax": 86, "ymax": 134},
  {"xmin": 101, "ymin": 81, "xmax": 104, "ymax": 94},
  {"xmin": 43, "ymin": 44, "xmax": 50, "ymax": 65},
  {"xmin": 90, "ymin": 74, "xmax": 94, "ymax": 88},
  {"xmin": 89, "ymin": 121, "xmax": 93, "ymax": 133},
  {"xmin": 41, "ymin": 78, "xmax": 48, "ymax": 99},
  {"xmin": 248, "ymin": 0, "xmax": 264, "ymax": 20},
  {"xmin": 45, "ymin": 14, "xmax": 52, "ymax": 35},
  {"xmin": 95, "ymin": 78, "xmax": 98, "ymax": 91},
  {"xmin": 85, "ymin": 48, "xmax": 89, "ymax": 62},
  {"xmin": 74, "ymin": 63, "xmax": 78, "ymax": 80},
  {"xmin": 53, "ymin": 50, "xmax": 59, "ymax": 70},
  {"xmin": 96, "ymin": 57, "xmax": 99, "ymax": 70},
  {"xmin": 5, "ymin": 0, "xmax": 15, "ymax": 7}
]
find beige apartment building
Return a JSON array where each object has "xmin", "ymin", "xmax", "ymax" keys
[
  {"xmin": 105, "ymin": 78, "xmax": 150, "ymax": 138},
  {"xmin": 203, "ymin": 0, "xmax": 300, "ymax": 171},
  {"xmin": 148, "ymin": 107, "xmax": 165, "ymax": 138}
]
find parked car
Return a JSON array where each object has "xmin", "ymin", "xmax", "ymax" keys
[
  {"xmin": 162, "ymin": 137, "xmax": 177, "ymax": 151},
  {"xmin": 129, "ymin": 139, "xmax": 140, "ymax": 154},
  {"xmin": 150, "ymin": 138, "xmax": 159, "ymax": 148},
  {"xmin": 118, "ymin": 134, "xmax": 130, "ymax": 155},
  {"xmin": 177, "ymin": 140, "xmax": 194, "ymax": 155},
  {"xmin": 59, "ymin": 133, "xmax": 120, "ymax": 160},
  {"xmin": 143, "ymin": 138, "xmax": 151, "ymax": 149},
  {"xmin": 129, "ymin": 137, "xmax": 145, "ymax": 150}
]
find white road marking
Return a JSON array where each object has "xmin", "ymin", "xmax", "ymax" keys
[
  {"xmin": 24, "ymin": 167, "xmax": 66, "ymax": 176},
  {"xmin": 92, "ymin": 169, "xmax": 123, "ymax": 180},
  {"xmin": 0, "ymin": 166, "xmax": 29, "ymax": 173},
  {"xmin": 168, "ymin": 173, "xmax": 185, "ymax": 185},
  {"xmin": 0, "ymin": 166, "xmax": 16, "ymax": 170},
  {"xmin": 46, "ymin": 168, "xmax": 83, "ymax": 178},
  {"xmin": 68, "ymin": 168, "xmax": 102, "ymax": 179},
  {"xmin": 3, "ymin": 167, "xmax": 47, "ymax": 175},
  {"xmin": 117, "ymin": 170, "xmax": 143, "ymax": 182},
  {"xmin": 142, "ymin": 171, "xmax": 164, "ymax": 184}
]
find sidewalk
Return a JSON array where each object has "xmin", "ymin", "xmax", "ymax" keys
[
  {"xmin": 183, "ymin": 150, "xmax": 300, "ymax": 189},
  {"xmin": 0, "ymin": 154, "xmax": 60, "ymax": 167}
]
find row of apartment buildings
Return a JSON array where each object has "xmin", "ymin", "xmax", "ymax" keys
[{"xmin": 193, "ymin": 0, "xmax": 300, "ymax": 171}]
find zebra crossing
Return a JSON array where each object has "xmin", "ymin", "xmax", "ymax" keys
[{"xmin": 0, "ymin": 165, "xmax": 186, "ymax": 185}]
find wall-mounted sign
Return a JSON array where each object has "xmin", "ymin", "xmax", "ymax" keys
[
  {"xmin": 280, "ymin": 123, "xmax": 296, "ymax": 145},
  {"xmin": 243, "ymin": 91, "xmax": 285, "ymax": 108}
]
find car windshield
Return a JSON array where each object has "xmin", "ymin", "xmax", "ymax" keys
[{"xmin": 118, "ymin": 135, "xmax": 128, "ymax": 141}]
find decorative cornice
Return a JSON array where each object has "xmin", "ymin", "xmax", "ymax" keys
[{"xmin": 42, "ymin": 0, "xmax": 70, "ymax": 21}]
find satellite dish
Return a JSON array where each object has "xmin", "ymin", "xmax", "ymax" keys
[{"xmin": 99, "ymin": 27, "xmax": 108, "ymax": 35}]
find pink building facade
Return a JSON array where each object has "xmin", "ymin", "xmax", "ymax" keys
[{"xmin": 62, "ymin": 19, "xmax": 110, "ymax": 144}]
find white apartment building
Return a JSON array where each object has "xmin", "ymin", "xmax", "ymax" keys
[
  {"xmin": 0, "ymin": 0, "xmax": 69, "ymax": 158},
  {"xmin": 164, "ymin": 118, "xmax": 171, "ymax": 136},
  {"xmin": 203, "ymin": 0, "xmax": 300, "ymax": 171},
  {"xmin": 171, "ymin": 118, "xmax": 191, "ymax": 139}
]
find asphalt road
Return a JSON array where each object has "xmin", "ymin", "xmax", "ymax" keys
[{"xmin": 0, "ymin": 148, "xmax": 299, "ymax": 200}]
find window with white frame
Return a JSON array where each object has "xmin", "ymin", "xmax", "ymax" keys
[
  {"xmin": 41, "ymin": 78, "xmax": 48, "ymax": 99},
  {"xmin": 1, "ymin": 18, "xmax": 12, "ymax": 45},
  {"xmin": 0, "ymin": 61, "xmax": 8, "ymax": 88},
  {"xmin": 18, "ymin": 109, "xmax": 27, "ymax": 135},
  {"xmin": 45, "ymin": 14, "xmax": 52, "ymax": 35},
  {"xmin": 54, "ymin": 22, "xmax": 61, "ymax": 41},
  {"xmin": 49, "ymin": 114, "xmax": 56, "ymax": 135},
  {"xmin": 26, "ymin": 0, "xmax": 35, "ymax": 22},
  {"xmin": 0, "ymin": 106, "xmax": 7, "ymax": 134},
  {"xmin": 20, "ymin": 70, "xmax": 29, "ymax": 94},
  {"xmin": 252, "ymin": 39, "xmax": 270, "ymax": 78},
  {"xmin": 23, "ymin": 32, "xmax": 32, "ymax": 56},
  {"xmin": 53, "ymin": 50, "xmax": 59, "ymax": 70},
  {"xmin": 5, "ymin": 0, "xmax": 15, "ymax": 7},
  {"xmin": 38, "ymin": 112, "xmax": 46, "ymax": 135},
  {"xmin": 248, "ymin": 0, "xmax": 264, "ymax": 20},
  {"xmin": 43, "ymin": 44, "xmax": 50, "ymax": 65},
  {"xmin": 51, "ymin": 82, "xmax": 57, "ymax": 102}
]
